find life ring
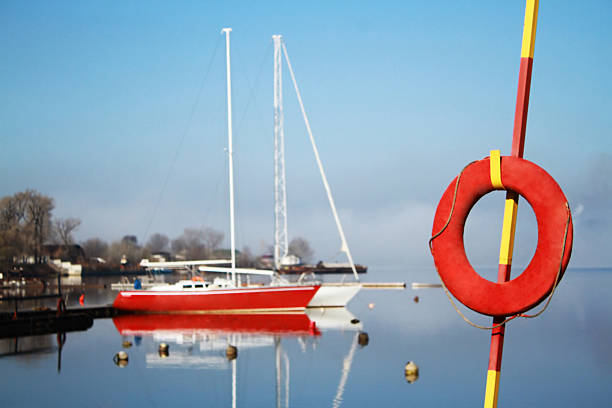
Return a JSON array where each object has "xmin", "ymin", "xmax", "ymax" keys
[
  {"xmin": 431, "ymin": 155, "xmax": 573, "ymax": 317},
  {"xmin": 192, "ymin": 276, "xmax": 205, "ymax": 282}
]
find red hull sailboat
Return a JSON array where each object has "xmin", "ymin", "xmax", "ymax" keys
[
  {"xmin": 112, "ymin": 30, "xmax": 322, "ymax": 314},
  {"xmin": 112, "ymin": 282, "xmax": 320, "ymax": 313}
]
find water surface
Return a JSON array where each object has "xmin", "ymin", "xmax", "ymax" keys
[{"xmin": 1, "ymin": 267, "xmax": 610, "ymax": 407}]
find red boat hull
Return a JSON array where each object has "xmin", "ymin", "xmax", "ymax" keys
[
  {"xmin": 112, "ymin": 285, "xmax": 320, "ymax": 313},
  {"xmin": 113, "ymin": 313, "xmax": 320, "ymax": 336}
]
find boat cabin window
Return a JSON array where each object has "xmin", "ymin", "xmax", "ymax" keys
[
  {"xmin": 182, "ymin": 284, "xmax": 193, "ymax": 289},
  {"xmin": 194, "ymin": 284, "xmax": 204, "ymax": 288}
]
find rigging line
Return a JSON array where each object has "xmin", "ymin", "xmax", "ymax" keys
[
  {"xmin": 228, "ymin": 42, "xmax": 273, "ymax": 257},
  {"xmin": 281, "ymin": 40, "xmax": 360, "ymax": 281},
  {"xmin": 235, "ymin": 40, "xmax": 274, "ymax": 134},
  {"xmin": 200, "ymin": 169, "xmax": 224, "ymax": 229},
  {"xmin": 142, "ymin": 35, "xmax": 223, "ymax": 244}
]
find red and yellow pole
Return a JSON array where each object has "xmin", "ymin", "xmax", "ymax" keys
[{"xmin": 483, "ymin": 1, "xmax": 539, "ymax": 407}]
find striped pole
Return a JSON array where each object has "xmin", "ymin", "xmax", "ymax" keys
[{"xmin": 483, "ymin": 1, "xmax": 539, "ymax": 408}]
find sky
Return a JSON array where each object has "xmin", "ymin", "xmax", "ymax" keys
[{"xmin": 1, "ymin": 1, "xmax": 610, "ymax": 269}]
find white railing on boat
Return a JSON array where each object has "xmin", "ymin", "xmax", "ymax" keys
[
  {"xmin": 140, "ymin": 259, "xmax": 231, "ymax": 270},
  {"xmin": 198, "ymin": 266, "xmax": 276, "ymax": 277}
]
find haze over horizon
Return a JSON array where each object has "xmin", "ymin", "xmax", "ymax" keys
[{"xmin": 2, "ymin": 1, "xmax": 610, "ymax": 269}]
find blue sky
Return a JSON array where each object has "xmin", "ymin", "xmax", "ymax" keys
[{"xmin": 1, "ymin": 1, "xmax": 610, "ymax": 268}]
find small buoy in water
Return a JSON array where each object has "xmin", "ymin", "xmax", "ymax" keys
[
  {"xmin": 358, "ymin": 332, "xmax": 369, "ymax": 347},
  {"xmin": 350, "ymin": 318, "xmax": 360, "ymax": 324},
  {"xmin": 113, "ymin": 351, "xmax": 129, "ymax": 367},
  {"xmin": 122, "ymin": 340, "xmax": 132, "ymax": 348},
  {"xmin": 404, "ymin": 361, "xmax": 419, "ymax": 383},
  {"xmin": 79, "ymin": 294, "xmax": 85, "ymax": 306},
  {"xmin": 368, "ymin": 303, "xmax": 375, "ymax": 309},
  {"xmin": 413, "ymin": 296, "xmax": 419, "ymax": 303},
  {"xmin": 158, "ymin": 343, "xmax": 169, "ymax": 358},
  {"xmin": 226, "ymin": 345, "xmax": 238, "ymax": 360}
]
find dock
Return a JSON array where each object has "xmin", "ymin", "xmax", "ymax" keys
[
  {"xmin": 0, "ymin": 305, "xmax": 117, "ymax": 339},
  {"xmin": 361, "ymin": 282, "xmax": 406, "ymax": 289},
  {"xmin": 411, "ymin": 282, "xmax": 443, "ymax": 289}
]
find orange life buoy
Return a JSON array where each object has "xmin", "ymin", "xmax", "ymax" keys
[
  {"xmin": 431, "ymin": 156, "xmax": 573, "ymax": 317},
  {"xmin": 192, "ymin": 276, "xmax": 204, "ymax": 282}
]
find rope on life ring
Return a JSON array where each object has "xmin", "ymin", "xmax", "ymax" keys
[{"xmin": 430, "ymin": 154, "xmax": 573, "ymax": 318}]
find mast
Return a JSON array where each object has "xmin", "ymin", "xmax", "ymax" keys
[
  {"xmin": 281, "ymin": 40, "xmax": 359, "ymax": 281},
  {"xmin": 273, "ymin": 35, "xmax": 289, "ymax": 270},
  {"xmin": 222, "ymin": 27, "xmax": 237, "ymax": 284}
]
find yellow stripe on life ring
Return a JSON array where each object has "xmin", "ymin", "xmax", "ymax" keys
[{"xmin": 489, "ymin": 150, "xmax": 504, "ymax": 189}]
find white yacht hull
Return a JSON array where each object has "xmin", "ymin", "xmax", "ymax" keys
[{"xmin": 307, "ymin": 283, "xmax": 361, "ymax": 308}]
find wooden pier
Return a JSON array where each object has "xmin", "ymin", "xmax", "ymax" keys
[{"xmin": 0, "ymin": 305, "xmax": 117, "ymax": 339}]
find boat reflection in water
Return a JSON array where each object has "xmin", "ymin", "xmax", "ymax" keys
[
  {"xmin": 113, "ymin": 307, "xmax": 364, "ymax": 407},
  {"xmin": 113, "ymin": 312, "xmax": 321, "ymax": 369},
  {"xmin": 112, "ymin": 308, "xmax": 362, "ymax": 369}
]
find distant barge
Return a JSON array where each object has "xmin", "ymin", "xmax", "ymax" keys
[{"xmin": 278, "ymin": 262, "xmax": 367, "ymax": 275}]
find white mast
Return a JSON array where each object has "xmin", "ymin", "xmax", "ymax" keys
[
  {"xmin": 281, "ymin": 41, "xmax": 359, "ymax": 281},
  {"xmin": 222, "ymin": 27, "xmax": 236, "ymax": 284},
  {"xmin": 273, "ymin": 34, "xmax": 289, "ymax": 270}
]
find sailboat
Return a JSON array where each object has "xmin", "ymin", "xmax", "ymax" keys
[
  {"xmin": 200, "ymin": 35, "xmax": 365, "ymax": 308},
  {"xmin": 271, "ymin": 35, "xmax": 363, "ymax": 307},
  {"xmin": 112, "ymin": 28, "xmax": 320, "ymax": 313}
]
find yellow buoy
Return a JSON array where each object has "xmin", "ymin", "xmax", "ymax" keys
[
  {"xmin": 404, "ymin": 361, "xmax": 419, "ymax": 383},
  {"xmin": 226, "ymin": 345, "xmax": 238, "ymax": 360},
  {"xmin": 358, "ymin": 332, "xmax": 369, "ymax": 347},
  {"xmin": 113, "ymin": 351, "xmax": 129, "ymax": 367},
  {"xmin": 158, "ymin": 343, "xmax": 169, "ymax": 358}
]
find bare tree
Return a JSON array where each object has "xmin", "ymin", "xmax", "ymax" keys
[
  {"xmin": 288, "ymin": 237, "xmax": 314, "ymax": 263},
  {"xmin": 171, "ymin": 236, "xmax": 187, "ymax": 259},
  {"xmin": 81, "ymin": 237, "xmax": 109, "ymax": 259},
  {"xmin": 106, "ymin": 235, "xmax": 142, "ymax": 266},
  {"xmin": 52, "ymin": 217, "xmax": 82, "ymax": 245},
  {"xmin": 0, "ymin": 190, "xmax": 54, "ymax": 264},
  {"xmin": 24, "ymin": 191, "xmax": 54, "ymax": 262},
  {"xmin": 146, "ymin": 233, "xmax": 169, "ymax": 253},
  {"xmin": 171, "ymin": 227, "xmax": 225, "ymax": 260},
  {"xmin": 237, "ymin": 246, "xmax": 256, "ymax": 268},
  {"xmin": 202, "ymin": 227, "xmax": 224, "ymax": 254}
]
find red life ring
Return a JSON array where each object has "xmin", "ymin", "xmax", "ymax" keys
[{"xmin": 431, "ymin": 156, "xmax": 573, "ymax": 317}]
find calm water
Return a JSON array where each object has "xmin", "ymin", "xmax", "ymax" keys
[{"xmin": 1, "ymin": 267, "xmax": 610, "ymax": 407}]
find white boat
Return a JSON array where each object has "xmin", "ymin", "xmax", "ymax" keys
[
  {"xmin": 270, "ymin": 35, "xmax": 363, "ymax": 307},
  {"xmin": 307, "ymin": 283, "xmax": 362, "ymax": 308}
]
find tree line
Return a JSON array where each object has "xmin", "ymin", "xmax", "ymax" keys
[
  {"xmin": 1, "ymin": 189, "xmax": 314, "ymax": 268},
  {"xmin": 0, "ymin": 190, "xmax": 81, "ymax": 265}
]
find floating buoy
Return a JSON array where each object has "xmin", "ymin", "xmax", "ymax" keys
[
  {"xmin": 404, "ymin": 361, "xmax": 419, "ymax": 383},
  {"xmin": 113, "ymin": 351, "xmax": 129, "ymax": 367},
  {"xmin": 358, "ymin": 332, "xmax": 369, "ymax": 347},
  {"xmin": 158, "ymin": 343, "xmax": 169, "ymax": 358},
  {"xmin": 122, "ymin": 340, "xmax": 132, "ymax": 348},
  {"xmin": 413, "ymin": 296, "xmax": 419, "ymax": 303},
  {"xmin": 368, "ymin": 303, "xmax": 375, "ymax": 309},
  {"xmin": 431, "ymin": 156, "xmax": 573, "ymax": 316},
  {"xmin": 226, "ymin": 345, "xmax": 238, "ymax": 360}
]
